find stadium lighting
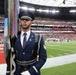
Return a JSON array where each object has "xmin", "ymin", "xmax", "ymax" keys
[
  {"xmin": 51, "ymin": 10, "xmax": 59, "ymax": 13},
  {"xmin": 51, "ymin": 10, "xmax": 56, "ymax": 13},
  {"xmin": 69, "ymin": 10, "xmax": 76, "ymax": 13},
  {"xmin": 36, "ymin": 9, "xmax": 49, "ymax": 13},
  {"xmin": 56, "ymin": 10, "xmax": 59, "ymax": 13},
  {"xmin": 43, "ymin": 9, "xmax": 49, "ymax": 13},
  {"xmin": 36, "ymin": 9, "xmax": 43, "ymax": 12},
  {"xmin": 49, "ymin": 10, "xmax": 52, "ymax": 12},
  {"xmin": 20, "ymin": 6, "xmax": 35, "ymax": 12},
  {"xmin": 20, "ymin": 6, "xmax": 28, "ymax": 10},
  {"xmin": 28, "ymin": 8, "xmax": 35, "ymax": 11}
]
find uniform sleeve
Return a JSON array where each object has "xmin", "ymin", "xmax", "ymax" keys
[{"xmin": 28, "ymin": 36, "xmax": 47, "ymax": 75}]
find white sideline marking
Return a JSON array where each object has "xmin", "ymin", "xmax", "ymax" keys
[
  {"xmin": 49, "ymin": 45, "xmax": 60, "ymax": 46},
  {"xmin": 0, "ymin": 54, "xmax": 76, "ymax": 75},
  {"xmin": 42, "ymin": 54, "xmax": 76, "ymax": 69},
  {"xmin": 0, "ymin": 64, "xmax": 7, "ymax": 75}
]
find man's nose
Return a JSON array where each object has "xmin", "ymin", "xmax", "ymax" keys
[{"xmin": 23, "ymin": 19, "xmax": 27, "ymax": 21}]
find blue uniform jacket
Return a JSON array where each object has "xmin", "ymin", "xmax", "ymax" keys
[{"xmin": 6, "ymin": 31, "xmax": 47, "ymax": 75}]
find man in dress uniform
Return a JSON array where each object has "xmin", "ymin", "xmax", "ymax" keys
[{"xmin": 6, "ymin": 10, "xmax": 47, "ymax": 75}]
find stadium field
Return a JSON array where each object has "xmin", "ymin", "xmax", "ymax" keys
[
  {"xmin": 41, "ymin": 62, "xmax": 76, "ymax": 75},
  {"xmin": 41, "ymin": 41, "xmax": 76, "ymax": 75},
  {"xmin": 45, "ymin": 41, "xmax": 76, "ymax": 58}
]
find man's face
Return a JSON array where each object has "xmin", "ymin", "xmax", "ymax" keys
[{"xmin": 20, "ymin": 19, "xmax": 32, "ymax": 30}]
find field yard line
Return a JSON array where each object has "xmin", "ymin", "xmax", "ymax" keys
[
  {"xmin": 48, "ymin": 47, "xmax": 76, "ymax": 52},
  {"xmin": 49, "ymin": 45, "xmax": 60, "ymax": 46},
  {"xmin": 42, "ymin": 54, "xmax": 76, "ymax": 69}
]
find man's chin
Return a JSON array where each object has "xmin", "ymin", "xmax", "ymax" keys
[
  {"xmin": 21, "ymin": 25, "xmax": 30, "ymax": 29},
  {"xmin": 22, "ymin": 26, "xmax": 29, "ymax": 29}
]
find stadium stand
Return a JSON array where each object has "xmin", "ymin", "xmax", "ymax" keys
[
  {"xmin": 0, "ymin": 15, "xmax": 76, "ymax": 45},
  {"xmin": 0, "ymin": 15, "xmax": 4, "ymax": 51},
  {"xmin": 31, "ymin": 17, "xmax": 76, "ymax": 42}
]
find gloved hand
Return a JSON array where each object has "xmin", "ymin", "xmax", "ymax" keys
[{"xmin": 21, "ymin": 71, "xmax": 31, "ymax": 75}]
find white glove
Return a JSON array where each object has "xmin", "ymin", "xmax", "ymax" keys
[{"xmin": 21, "ymin": 71, "xmax": 31, "ymax": 75}]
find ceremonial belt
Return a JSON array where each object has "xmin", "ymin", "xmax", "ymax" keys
[{"xmin": 16, "ymin": 58, "xmax": 37, "ymax": 66}]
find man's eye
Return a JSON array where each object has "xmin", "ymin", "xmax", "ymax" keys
[
  {"xmin": 26, "ymin": 19, "xmax": 29, "ymax": 21},
  {"xmin": 21, "ymin": 19, "xmax": 29, "ymax": 21}
]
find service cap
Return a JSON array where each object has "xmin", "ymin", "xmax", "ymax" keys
[{"xmin": 18, "ymin": 11, "xmax": 35, "ymax": 21}]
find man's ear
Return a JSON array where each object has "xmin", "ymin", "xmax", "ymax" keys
[{"xmin": 30, "ymin": 22, "xmax": 32, "ymax": 26}]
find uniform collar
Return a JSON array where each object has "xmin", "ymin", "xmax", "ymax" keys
[{"xmin": 21, "ymin": 30, "xmax": 31, "ymax": 36}]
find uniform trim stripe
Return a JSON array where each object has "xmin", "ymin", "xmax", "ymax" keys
[
  {"xmin": 38, "ymin": 35, "xmax": 41, "ymax": 53},
  {"xmin": 37, "ymin": 35, "xmax": 41, "ymax": 61},
  {"xmin": 33, "ymin": 66, "xmax": 38, "ymax": 73}
]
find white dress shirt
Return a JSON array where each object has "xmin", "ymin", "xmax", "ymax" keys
[
  {"xmin": 20, "ymin": 30, "xmax": 31, "ymax": 75},
  {"xmin": 20, "ymin": 30, "xmax": 31, "ymax": 47}
]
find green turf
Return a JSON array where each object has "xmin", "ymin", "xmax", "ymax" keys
[
  {"xmin": 41, "ymin": 62, "xmax": 76, "ymax": 75},
  {"xmin": 41, "ymin": 41, "xmax": 76, "ymax": 75},
  {"xmin": 45, "ymin": 41, "xmax": 76, "ymax": 58}
]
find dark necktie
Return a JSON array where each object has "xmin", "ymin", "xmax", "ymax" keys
[{"xmin": 23, "ymin": 33, "xmax": 27, "ymax": 48}]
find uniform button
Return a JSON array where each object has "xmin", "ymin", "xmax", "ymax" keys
[{"xmin": 23, "ymin": 52, "xmax": 25, "ymax": 54}]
